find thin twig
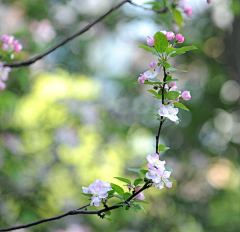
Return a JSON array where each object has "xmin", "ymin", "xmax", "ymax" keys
[
  {"xmin": 155, "ymin": 67, "xmax": 167, "ymax": 153},
  {"xmin": 3, "ymin": 0, "xmax": 168, "ymax": 68},
  {"xmin": 0, "ymin": 183, "xmax": 150, "ymax": 231}
]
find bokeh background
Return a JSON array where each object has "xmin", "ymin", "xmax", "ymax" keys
[{"xmin": 0, "ymin": 0, "xmax": 240, "ymax": 231}]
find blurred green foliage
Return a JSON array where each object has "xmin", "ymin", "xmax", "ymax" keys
[{"xmin": 0, "ymin": 0, "xmax": 239, "ymax": 232}]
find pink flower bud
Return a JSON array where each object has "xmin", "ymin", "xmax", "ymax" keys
[
  {"xmin": 6, "ymin": 36, "xmax": 14, "ymax": 44},
  {"xmin": 135, "ymin": 187, "xmax": 145, "ymax": 200},
  {"xmin": 14, "ymin": 43, "xmax": 23, "ymax": 53},
  {"xmin": 1, "ymin": 43, "xmax": 8, "ymax": 51},
  {"xmin": 184, "ymin": 4, "xmax": 193, "ymax": 18},
  {"xmin": 0, "ymin": 81, "xmax": 6, "ymax": 90},
  {"xmin": 166, "ymin": 31, "xmax": 175, "ymax": 40},
  {"xmin": 150, "ymin": 61, "xmax": 158, "ymax": 69},
  {"xmin": 1, "ymin": 34, "xmax": 8, "ymax": 43},
  {"xmin": 138, "ymin": 74, "xmax": 147, "ymax": 84},
  {"xmin": 147, "ymin": 36, "xmax": 155, "ymax": 46},
  {"xmin": 207, "ymin": 0, "xmax": 211, "ymax": 3},
  {"xmin": 181, "ymin": 91, "xmax": 191, "ymax": 100},
  {"xmin": 168, "ymin": 81, "xmax": 176, "ymax": 88},
  {"xmin": 176, "ymin": 34, "xmax": 184, "ymax": 43}
]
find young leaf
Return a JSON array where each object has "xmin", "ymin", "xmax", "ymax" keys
[
  {"xmin": 165, "ymin": 167, "xmax": 173, "ymax": 172},
  {"xmin": 110, "ymin": 183, "xmax": 124, "ymax": 196},
  {"xmin": 130, "ymin": 204, "xmax": 142, "ymax": 213},
  {"xmin": 140, "ymin": 169, "xmax": 148, "ymax": 175},
  {"xmin": 169, "ymin": 178, "xmax": 177, "ymax": 182},
  {"xmin": 128, "ymin": 168, "xmax": 142, "ymax": 174},
  {"xmin": 166, "ymin": 47, "xmax": 176, "ymax": 55},
  {"xmin": 158, "ymin": 58, "xmax": 171, "ymax": 68},
  {"xmin": 158, "ymin": 144, "xmax": 165, "ymax": 151},
  {"xmin": 134, "ymin": 81, "xmax": 154, "ymax": 85},
  {"xmin": 166, "ymin": 75, "xmax": 172, "ymax": 81},
  {"xmin": 107, "ymin": 190, "xmax": 115, "ymax": 195},
  {"xmin": 116, "ymin": 202, "xmax": 127, "ymax": 206},
  {"xmin": 138, "ymin": 45, "xmax": 156, "ymax": 53},
  {"xmin": 170, "ymin": 51, "xmax": 185, "ymax": 57},
  {"xmin": 114, "ymin": 177, "xmax": 131, "ymax": 185},
  {"xmin": 133, "ymin": 199, "xmax": 151, "ymax": 204},
  {"xmin": 167, "ymin": 91, "xmax": 180, "ymax": 100},
  {"xmin": 105, "ymin": 211, "xmax": 111, "ymax": 216},
  {"xmin": 168, "ymin": 67, "xmax": 187, "ymax": 72},
  {"xmin": 113, "ymin": 194, "xmax": 125, "ymax": 200},
  {"xmin": 147, "ymin": 89, "xmax": 160, "ymax": 98},
  {"xmin": 81, "ymin": 193, "xmax": 93, "ymax": 197},
  {"xmin": 153, "ymin": 31, "xmax": 168, "ymax": 54},
  {"xmin": 178, "ymin": 46, "xmax": 197, "ymax": 52},
  {"xmin": 164, "ymin": 79, "xmax": 179, "ymax": 83},
  {"xmin": 105, "ymin": 218, "xmax": 114, "ymax": 223},
  {"xmin": 134, "ymin": 178, "xmax": 143, "ymax": 186},
  {"xmin": 123, "ymin": 192, "xmax": 132, "ymax": 200},
  {"xmin": 173, "ymin": 9, "xmax": 183, "ymax": 27},
  {"xmin": 173, "ymin": 102, "xmax": 189, "ymax": 111}
]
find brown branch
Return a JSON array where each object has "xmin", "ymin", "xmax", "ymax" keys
[
  {"xmin": 3, "ymin": 0, "xmax": 168, "ymax": 68},
  {"xmin": 0, "ymin": 183, "xmax": 151, "ymax": 231},
  {"xmin": 155, "ymin": 67, "xmax": 167, "ymax": 154}
]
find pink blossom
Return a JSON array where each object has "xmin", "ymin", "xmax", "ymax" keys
[
  {"xmin": 138, "ymin": 74, "xmax": 147, "ymax": 84},
  {"xmin": 0, "ymin": 81, "xmax": 6, "ymax": 90},
  {"xmin": 184, "ymin": 4, "xmax": 194, "ymax": 17},
  {"xmin": 207, "ymin": 0, "xmax": 211, "ymax": 3},
  {"xmin": 13, "ymin": 40, "xmax": 23, "ymax": 53},
  {"xmin": 168, "ymin": 81, "xmax": 176, "ymax": 88},
  {"xmin": 1, "ymin": 43, "xmax": 8, "ymax": 51},
  {"xmin": 146, "ymin": 153, "xmax": 165, "ymax": 170},
  {"xmin": 176, "ymin": 34, "xmax": 184, "ymax": 43},
  {"xmin": 82, "ymin": 179, "xmax": 112, "ymax": 207},
  {"xmin": 166, "ymin": 31, "xmax": 175, "ymax": 40},
  {"xmin": 143, "ymin": 64, "xmax": 162, "ymax": 79},
  {"xmin": 135, "ymin": 187, "xmax": 145, "ymax": 200},
  {"xmin": 181, "ymin": 91, "xmax": 191, "ymax": 100},
  {"xmin": 154, "ymin": 170, "xmax": 173, "ymax": 189},
  {"xmin": 1, "ymin": 34, "xmax": 8, "ymax": 43},
  {"xmin": 147, "ymin": 36, "xmax": 155, "ymax": 46},
  {"xmin": 150, "ymin": 61, "xmax": 158, "ymax": 69}
]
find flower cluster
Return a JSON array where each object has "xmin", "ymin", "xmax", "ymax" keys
[
  {"xmin": 146, "ymin": 153, "xmax": 173, "ymax": 189},
  {"xmin": 1, "ymin": 34, "xmax": 22, "ymax": 53},
  {"xmin": 127, "ymin": 182, "xmax": 145, "ymax": 200},
  {"xmin": 82, "ymin": 179, "xmax": 112, "ymax": 207},
  {"xmin": 0, "ymin": 34, "xmax": 23, "ymax": 90},
  {"xmin": 179, "ymin": 0, "xmax": 194, "ymax": 18}
]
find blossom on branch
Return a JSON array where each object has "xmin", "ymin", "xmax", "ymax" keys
[
  {"xmin": 147, "ymin": 36, "xmax": 155, "ymax": 46},
  {"xmin": 181, "ymin": 91, "xmax": 191, "ymax": 100},
  {"xmin": 166, "ymin": 31, "xmax": 175, "ymax": 40},
  {"xmin": 0, "ymin": 62, "xmax": 11, "ymax": 90},
  {"xmin": 127, "ymin": 182, "xmax": 145, "ymax": 200},
  {"xmin": 1, "ymin": 34, "xmax": 22, "ymax": 53},
  {"xmin": 143, "ymin": 62, "xmax": 162, "ymax": 80},
  {"xmin": 158, "ymin": 103, "xmax": 179, "ymax": 122},
  {"xmin": 176, "ymin": 34, "xmax": 184, "ymax": 43},
  {"xmin": 82, "ymin": 179, "xmax": 112, "ymax": 207}
]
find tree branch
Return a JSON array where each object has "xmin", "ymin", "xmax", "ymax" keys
[
  {"xmin": 0, "ymin": 183, "xmax": 151, "ymax": 231},
  {"xmin": 156, "ymin": 67, "xmax": 167, "ymax": 153},
  {"xmin": 3, "ymin": 0, "xmax": 168, "ymax": 68}
]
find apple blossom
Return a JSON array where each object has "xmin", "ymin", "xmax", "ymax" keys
[
  {"xmin": 138, "ymin": 74, "xmax": 147, "ymax": 84},
  {"xmin": 165, "ymin": 31, "xmax": 175, "ymax": 40},
  {"xmin": 158, "ymin": 103, "xmax": 179, "ymax": 122},
  {"xmin": 153, "ymin": 170, "xmax": 173, "ymax": 189},
  {"xmin": 176, "ymin": 34, "xmax": 184, "ymax": 43},
  {"xmin": 207, "ymin": 0, "xmax": 211, "ymax": 3},
  {"xmin": 150, "ymin": 61, "xmax": 158, "ymax": 69},
  {"xmin": 181, "ymin": 91, "xmax": 191, "ymax": 100},
  {"xmin": 143, "ymin": 63, "xmax": 162, "ymax": 80},
  {"xmin": 127, "ymin": 183, "xmax": 145, "ymax": 200},
  {"xmin": 167, "ymin": 81, "xmax": 176, "ymax": 88},
  {"xmin": 147, "ymin": 36, "xmax": 155, "ymax": 46},
  {"xmin": 1, "ymin": 34, "xmax": 22, "ymax": 53},
  {"xmin": 146, "ymin": 153, "xmax": 165, "ymax": 170},
  {"xmin": 82, "ymin": 179, "xmax": 112, "ymax": 207},
  {"xmin": 184, "ymin": 4, "xmax": 194, "ymax": 18}
]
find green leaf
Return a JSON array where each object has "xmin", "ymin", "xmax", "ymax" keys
[
  {"xmin": 167, "ymin": 91, "xmax": 180, "ymax": 100},
  {"xmin": 113, "ymin": 194, "xmax": 125, "ymax": 200},
  {"xmin": 153, "ymin": 31, "xmax": 168, "ymax": 54},
  {"xmin": 168, "ymin": 67, "xmax": 187, "ymax": 72},
  {"xmin": 130, "ymin": 204, "xmax": 142, "ymax": 213},
  {"xmin": 138, "ymin": 204, "xmax": 146, "ymax": 213},
  {"xmin": 116, "ymin": 202, "xmax": 127, "ymax": 206},
  {"xmin": 166, "ymin": 75, "xmax": 172, "ymax": 81},
  {"xmin": 138, "ymin": 45, "xmax": 156, "ymax": 53},
  {"xmin": 133, "ymin": 199, "xmax": 151, "ymax": 205},
  {"xmin": 166, "ymin": 47, "xmax": 176, "ymax": 55},
  {"xmin": 105, "ymin": 218, "xmax": 114, "ymax": 223},
  {"xmin": 114, "ymin": 177, "xmax": 131, "ymax": 185},
  {"xmin": 164, "ymin": 79, "xmax": 179, "ymax": 83},
  {"xmin": 177, "ymin": 46, "xmax": 197, "ymax": 52},
  {"xmin": 158, "ymin": 58, "xmax": 171, "ymax": 68},
  {"xmin": 158, "ymin": 144, "xmax": 165, "ymax": 151},
  {"xmin": 134, "ymin": 178, "xmax": 143, "ymax": 186},
  {"xmin": 110, "ymin": 183, "xmax": 124, "ymax": 196},
  {"xmin": 105, "ymin": 211, "xmax": 111, "ymax": 216},
  {"xmin": 173, "ymin": 102, "xmax": 189, "ymax": 111},
  {"xmin": 128, "ymin": 168, "xmax": 142, "ymax": 174},
  {"xmin": 134, "ymin": 80, "xmax": 154, "ymax": 85},
  {"xmin": 165, "ymin": 167, "xmax": 173, "ymax": 172},
  {"xmin": 140, "ymin": 169, "xmax": 148, "ymax": 175},
  {"xmin": 123, "ymin": 192, "xmax": 132, "ymax": 200},
  {"xmin": 173, "ymin": 9, "xmax": 183, "ymax": 27},
  {"xmin": 165, "ymin": 147, "xmax": 170, "ymax": 150},
  {"xmin": 169, "ymin": 178, "xmax": 177, "ymax": 182},
  {"xmin": 144, "ymin": 1, "xmax": 157, "ymax": 5},
  {"xmin": 107, "ymin": 190, "xmax": 115, "ymax": 195},
  {"xmin": 147, "ymin": 89, "xmax": 160, "ymax": 98},
  {"xmin": 158, "ymin": 89, "xmax": 168, "ymax": 99},
  {"xmin": 170, "ymin": 51, "xmax": 185, "ymax": 57},
  {"xmin": 81, "ymin": 193, "xmax": 93, "ymax": 197}
]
